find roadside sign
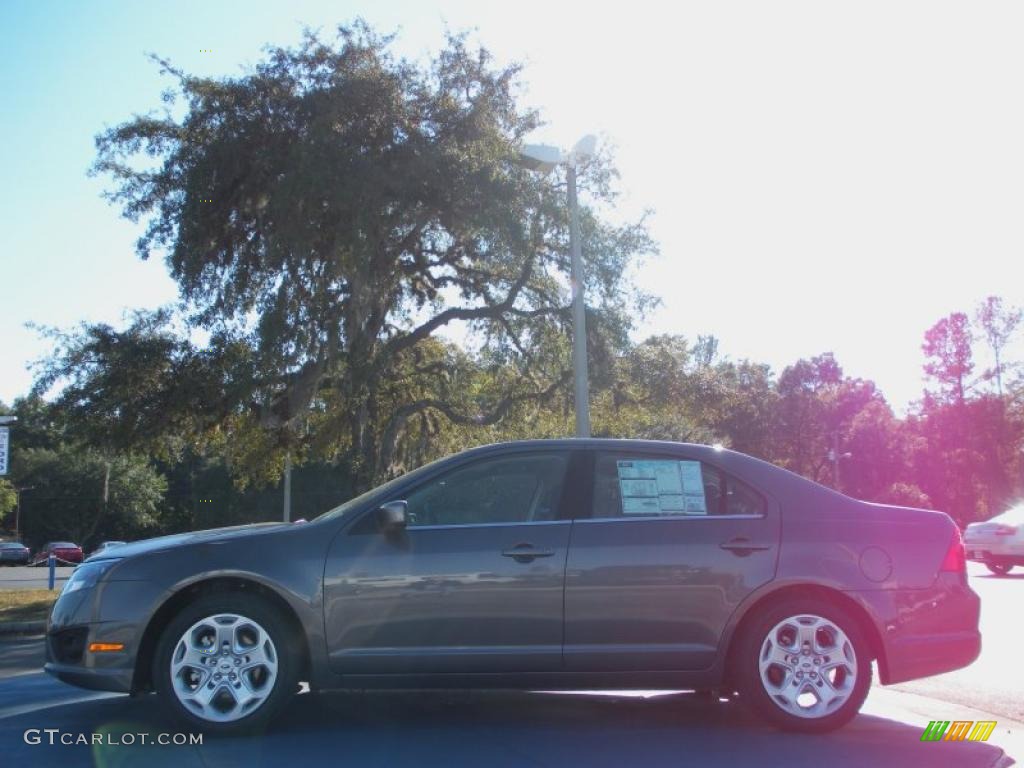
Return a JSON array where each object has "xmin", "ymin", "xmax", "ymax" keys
[{"xmin": 0, "ymin": 426, "xmax": 8, "ymax": 475}]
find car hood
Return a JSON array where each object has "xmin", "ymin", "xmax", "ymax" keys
[{"xmin": 84, "ymin": 522, "xmax": 294, "ymax": 562}]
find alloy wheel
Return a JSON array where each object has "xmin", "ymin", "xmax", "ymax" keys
[
  {"xmin": 757, "ymin": 614, "xmax": 858, "ymax": 719},
  {"xmin": 169, "ymin": 613, "xmax": 279, "ymax": 723}
]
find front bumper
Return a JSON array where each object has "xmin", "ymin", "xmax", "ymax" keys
[
  {"xmin": 44, "ymin": 578, "xmax": 161, "ymax": 694},
  {"xmin": 43, "ymin": 623, "xmax": 136, "ymax": 693}
]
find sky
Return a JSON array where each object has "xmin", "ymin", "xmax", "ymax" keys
[{"xmin": 1, "ymin": 0, "xmax": 1023, "ymax": 413}]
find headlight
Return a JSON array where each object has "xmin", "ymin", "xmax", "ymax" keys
[{"xmin": 61, "ymin": 559, "xmax": 123, "ymax": 595}]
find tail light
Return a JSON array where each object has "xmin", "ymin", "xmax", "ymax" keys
[
  {"xmin": 940, "ymin": 528, "xmax": 966, "ymax": 573},
  {"xmin": 994, "ymin": 524, "xmax": 1016, "ymax": 536}
]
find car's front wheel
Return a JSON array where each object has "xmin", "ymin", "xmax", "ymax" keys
[
  {"xmin": 735, "ymin": 599, "xmax": 871, "ymax": 733},
  {"xmin": 153, "ymin": 591, "xmax": 300, "ymax": 734}
]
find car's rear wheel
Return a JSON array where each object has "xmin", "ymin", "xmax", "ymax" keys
[
  {"xmin": 153, "ymin": 592, "xmax": 299, "ymax": 734},
  {"xmin": 985, "ymin": 560, "xmax": 1013, "ymax": 576},
  {"xmin": 735, "ymin": 598, "xmax": 871, "ymax": 733}
]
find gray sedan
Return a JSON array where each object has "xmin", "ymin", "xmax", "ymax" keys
[
  {"xmin": 44, "ymin": 439, "xmax": 981, "ymax": 735},
  {"xmin": 0, "ymin": 541, "xmax": 31, "ymax": 565}
]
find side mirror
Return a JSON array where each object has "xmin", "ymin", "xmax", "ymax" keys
[{"xmin": 378, "ymin": 500, "xmax": 408, "ymax": 533}]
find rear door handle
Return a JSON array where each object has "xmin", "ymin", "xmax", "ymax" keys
[
  {"xmin": 502, "ymin": 543, "xmax": 556, "ymax": 563},
  {"xmin": 719, "ymin": 537, "xmax": 770, "ymax": 555}
]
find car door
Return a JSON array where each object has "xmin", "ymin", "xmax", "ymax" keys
[
  {"xmin": 564, "ymin": 449, "xmax": 780, "ymax": 671},
  {"xmin": 323, "ymin": 449, "xmax": 579, "ymax": 675}
]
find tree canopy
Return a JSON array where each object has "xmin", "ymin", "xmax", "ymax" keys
[{"xmin": 89, "ymin": 22, "xmax": 654, "ymax": 488}]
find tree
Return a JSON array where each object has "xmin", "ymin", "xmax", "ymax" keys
[
  {"xmin": 33, "ymin": 310, "xmax": 256, "ymax": 464},
  {"xmin": 593, "ymin": 335, "xmax": 714, "ymax": 443},
  {"xmin": 0, "ymin": 479, "xmax": 16, "ymax": 528},
  {"xmin": 774, "ymin": 354, "xmax": 843, "ymax": 482},
  {"xmin": 91, "ymin": 22, "xmax": 653, "ymax": 490},
  {"xmin": 923, "ymin": 312, "xmax": 974, "ymax": 406},
  {"xmin": 15, "ymin": 448, "xmax": 166, "ymax": 547},
  {"xmin": 841, "ymin": 399, "xmax": 915, "ymax": 502},
  {"xmin": 975, "ymin": 295, "xmax": 1022, "ymax": 397}
]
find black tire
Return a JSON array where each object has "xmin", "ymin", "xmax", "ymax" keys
[
  {"xmin": 734, "ymin": 598, "xmax": 872, "ymax": 733},
  {"xmin": 985, "ymin": 560, "xmax": 1013, "ymax": 576},
  {"xmin": 152, "ymin": 591, "xmax": 300, "ymax": 735}
]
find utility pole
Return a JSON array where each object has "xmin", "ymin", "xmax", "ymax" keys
[
  {"xmin": 14, "ymin": 486, "xmax": 34, "ymax": 539},
  {"xmin": 283, "ymin": 451, "xmax": 292, "ymax": 523}
]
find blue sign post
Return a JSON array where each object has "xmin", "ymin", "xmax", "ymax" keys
[{"xmin": 48, "ymin": 553, "xmax": 56, "ymax": 590}]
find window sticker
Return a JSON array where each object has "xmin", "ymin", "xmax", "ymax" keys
[
  {"xmin": 616, "ymin": 460, "xmax": 707, "ymax": 515},
  {"xmin": 678, "ymin": 460, "xmax": 707, "ymax": 514}
]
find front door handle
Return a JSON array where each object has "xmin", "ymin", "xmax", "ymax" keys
[
  {"xmin": 502, "ymin": 543, "xmax": 556, "ymax": 563},
  {"xmin": 719, "ymin": 537, "xmax": 771, "ymax": 556}
]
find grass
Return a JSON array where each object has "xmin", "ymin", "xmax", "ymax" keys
[{"xmin": 0, "ymin": 588, "xmax": 57, "ymax": 623}]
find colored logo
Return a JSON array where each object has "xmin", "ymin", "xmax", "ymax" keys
[{"xmin": 921, "ymin": 720, "xmax": 996, "ymax": 742}]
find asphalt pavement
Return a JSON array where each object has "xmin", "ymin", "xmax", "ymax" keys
[
  {"xmin": 0, "ymin": 562, "xmax": 1017, "ymax": 767},
  {"xmin": 0, "ymin": 565, "xmax": 73, "ymax": 590}
]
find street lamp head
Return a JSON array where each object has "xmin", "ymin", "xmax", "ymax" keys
[
  {"xmin": 518, "ymin": 143, "xmax": 564, "ymax": 174},
  {"xmin": 518, "ymin": 135, "xmax": 598, "ymax": 174},
  {"xmin": 569, "ymin": 134, "xmax": 598, "ymax": 163}
]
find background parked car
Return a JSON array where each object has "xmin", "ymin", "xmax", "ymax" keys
[
  {"xmin": 965, "ymin": 505, "xmax": 1024, "ymax": 575},
  {"xmin": 33, "ymin": 541, "xmax": 84, "ymax": 565},
  {"xmin": 0, "ymin": 541, "xmax": 32, "ymax": 565},
  {"xmin": 89, "ymin": 541, "xmax": 127, "ymax": 558}
]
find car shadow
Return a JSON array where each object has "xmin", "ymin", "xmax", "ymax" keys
[{"xmin": 0, "ymin": 688, "xmax": 1010, "ymax": 768}]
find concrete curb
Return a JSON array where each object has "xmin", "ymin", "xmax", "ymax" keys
[{"xmin": 0, "ymin": 620, "xmax": 45, "ymax": 635}]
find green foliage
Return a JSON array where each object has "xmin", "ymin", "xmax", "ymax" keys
[
  {"xmin": 0, "ymin": 479, "xmax": 16, "ymax": 521},
  {"xmin": 923, "ymin": 312, "xmax": 975, "ymax": 406},
  {"xmin": 32, "ymin": 310, "xmax": 252, "ymax": 463},
  {"xmin": 15, "ymin": 448, "xmax": 166, "ymax": 547}
]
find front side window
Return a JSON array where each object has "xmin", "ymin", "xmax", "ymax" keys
[
  {"xmin": 405, "ymin": 452, "xmax": 569, "ymax": 527},
  {"xmin": 592, "ymin": 453, "xmax": 766, "ymax": 519}
]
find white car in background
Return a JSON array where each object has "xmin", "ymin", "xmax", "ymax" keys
[{"xmin": 965, "ymin": 505, "xmax": 1024, "ymax": 576}]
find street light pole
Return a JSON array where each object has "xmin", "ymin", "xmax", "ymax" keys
[
  {"xmin": 517, "ymin": 135, "xmax": 597, "ymax": 438},
  {"xmin": 565, "ymin": 163, "xmax": 591, "ymax": 438}
]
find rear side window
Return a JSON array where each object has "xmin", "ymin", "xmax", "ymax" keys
[{"xmin": 591, "ymin": 453, "xmax": 766, "ymax": 519}]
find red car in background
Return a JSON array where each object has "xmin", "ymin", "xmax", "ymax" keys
[{"xmin": 34, "ymin": 542, "xmax": 84, "ymax": 565}]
